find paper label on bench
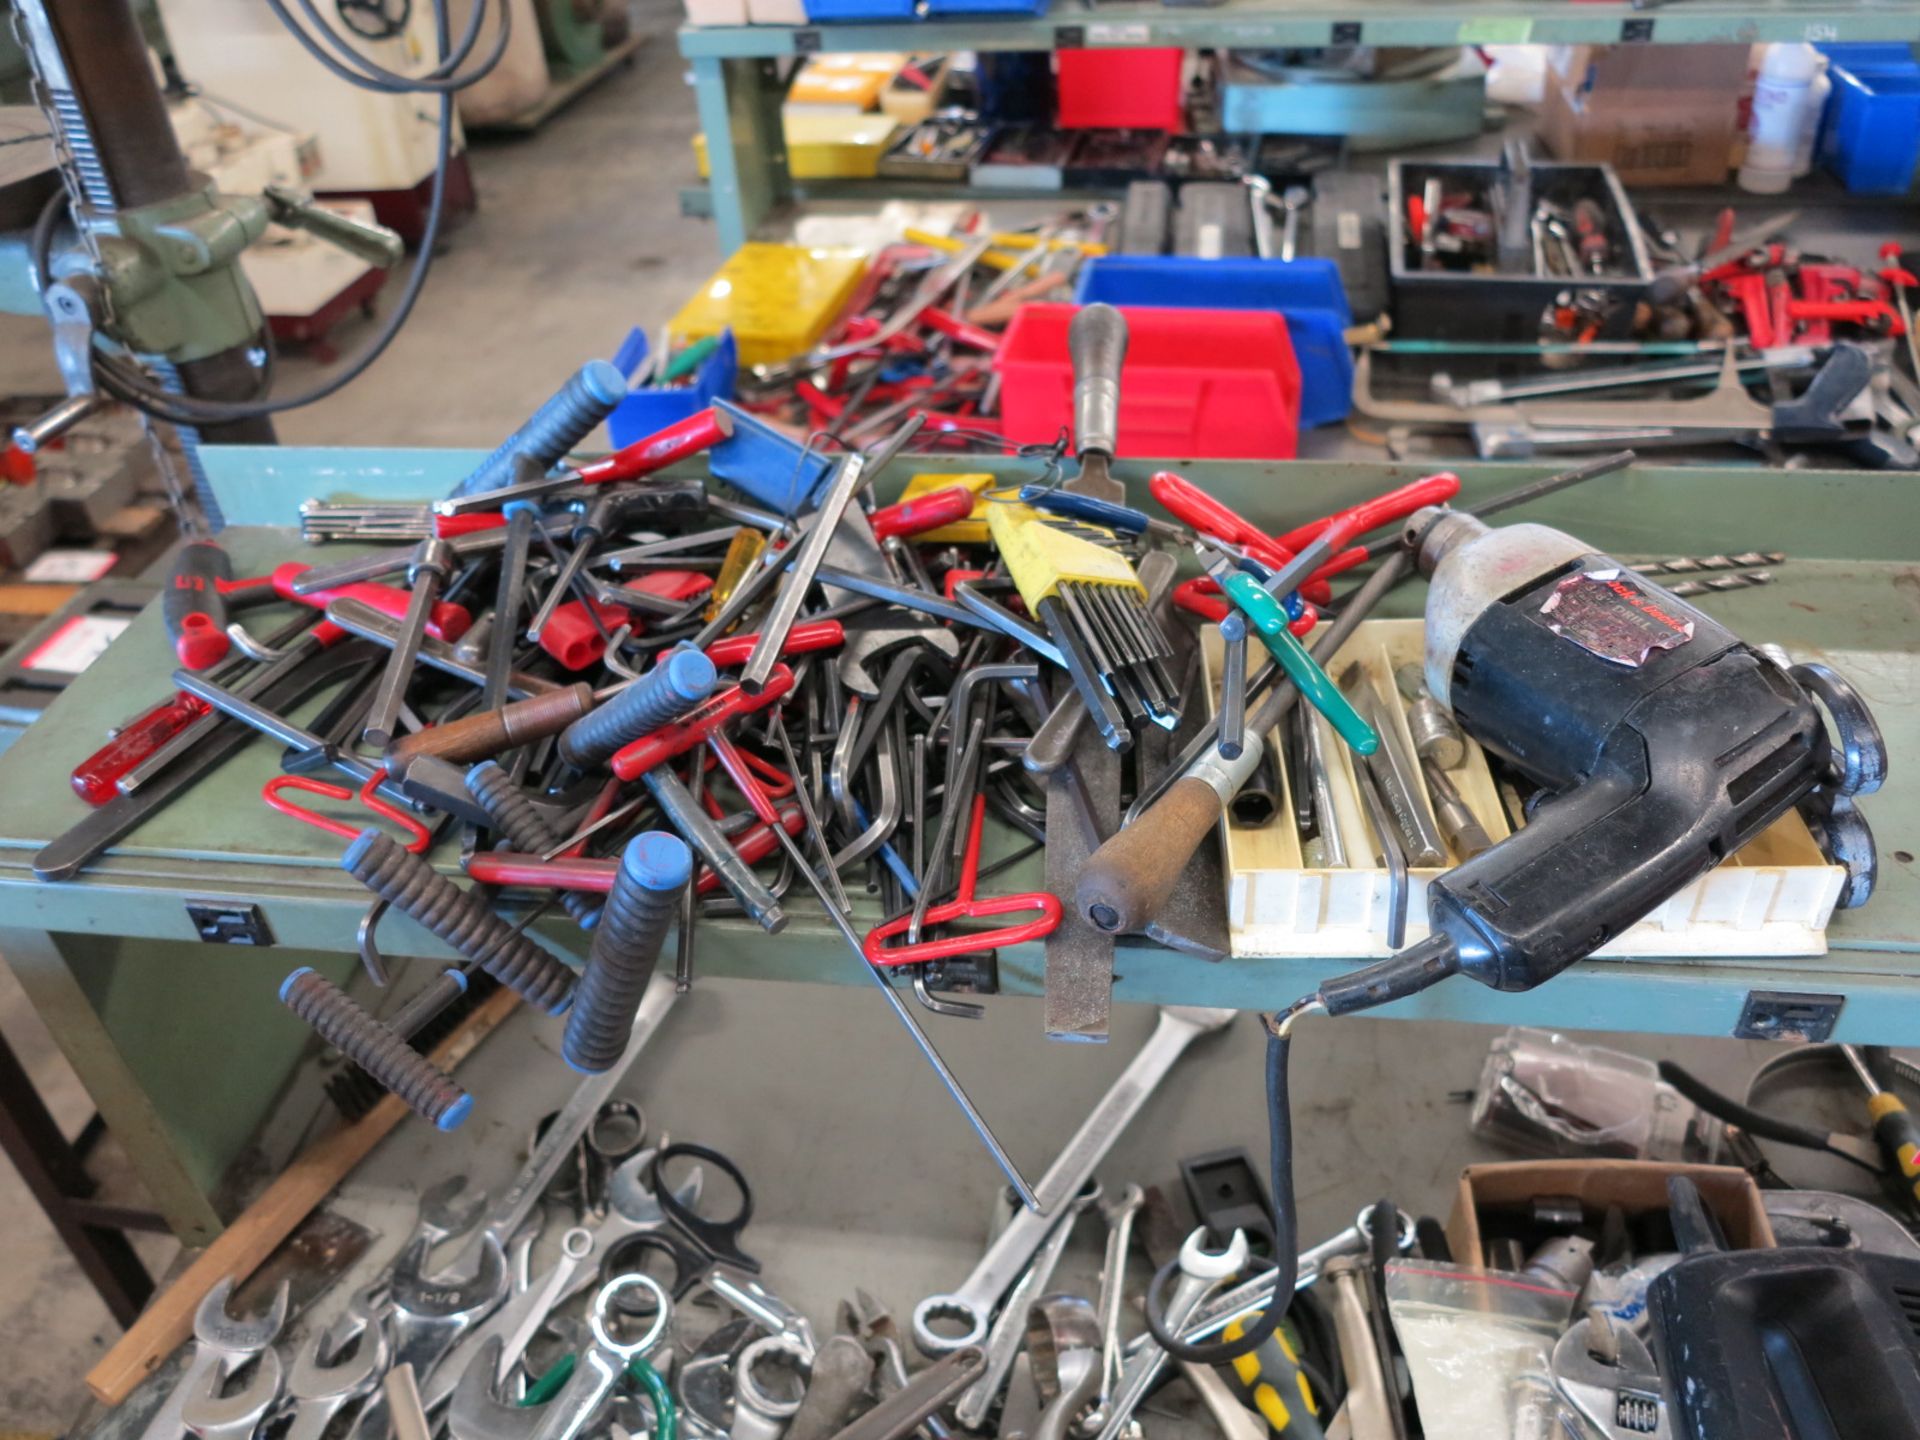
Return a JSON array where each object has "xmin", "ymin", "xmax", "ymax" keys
[
  {"xmin": 1537, "ymin": 569, "xmax": 1694, "ymax": 668},
  {"xmin": 24, "ymin": 614, "xmax": 131, "ymax": 674}
]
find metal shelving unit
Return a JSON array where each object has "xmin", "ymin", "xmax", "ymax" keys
[
  {"xmin": 0, "ymin": 445, "xmax": 1914, "ymax": 1241},
  {"xmin": 677, "ymin": 1, "xmax": 1920, "ymax": 250}
]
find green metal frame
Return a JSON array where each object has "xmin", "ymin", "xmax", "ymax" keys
[
  {"xmin": 0, "ymin": 444, "xmax": 1915, "ymax": 1236},
  {"xmin": 676, "ymin": 6, "xmax": 1920, "ymax": 251}
]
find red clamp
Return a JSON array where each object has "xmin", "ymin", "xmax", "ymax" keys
[{"xmin": 864, "ymin": 794, "xmax": 1061, "ymax": 965}]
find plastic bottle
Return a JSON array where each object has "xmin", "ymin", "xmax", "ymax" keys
[
  {"xmin": 1793, "ymin": 54, "xmax": 1832, "ymax": 177},
  {"xmin": 1740, "ymin": 43, "xmax": 1822, "ymax": 193}
]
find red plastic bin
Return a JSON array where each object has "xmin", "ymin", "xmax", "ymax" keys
[
  {"xmin": 995, "ymin": 304, "xmax": 1301, "ymax": 461},
  {"xmin": 1056, "ymin": 49, "xmax": 1185, "ymax": 131}
]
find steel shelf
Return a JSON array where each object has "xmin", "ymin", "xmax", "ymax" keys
[
  {"xmin": 679, "ymin": 1, "xmax": 1920, "ymax": 58},
  {"xmin": 678, "ymin": 5, "xmax": 1920, "ymax": 248},
  {"xmin": 0, "ymin": 446, "xmax": 1914, "ymax": 1237}
]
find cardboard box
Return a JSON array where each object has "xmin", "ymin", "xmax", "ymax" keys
[
  {"xmin": 1446, "ymin": 1160, "xmax": 1776, "ymax": 1269},
  {"xmin": 1540, "ymin": 44, "xmax": 1747, "ymax": 186}
]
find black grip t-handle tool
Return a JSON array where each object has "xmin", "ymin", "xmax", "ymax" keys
[
  {"xmin": 1772, "ymin": 341, "xmax": 1874, "ymax": 440},
  {"xmin": 1068, "ymin": 303, "xmax": 1128, "ymax": 499}
]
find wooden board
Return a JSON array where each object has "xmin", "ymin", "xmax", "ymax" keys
[{"xmin": 84, "ymin": 984, "xmax": 520, "ymax": 1406}]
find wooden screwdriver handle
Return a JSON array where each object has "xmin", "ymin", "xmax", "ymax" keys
[
  {"xmin": 386, "ymin": 683, "xmax": 593, "ymax": 767},
  {"xmin": 1075, "ymin": 777, "xmax": 1225, "ymax": 936}
]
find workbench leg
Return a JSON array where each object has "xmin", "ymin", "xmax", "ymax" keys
[
  {"xmin": 692, "ymin": 55, "xmax": 791, "ymax": 255},
  {"xmin": 0, "ymin": 1023, "xmax": 155, "ymax": 1326},
  {"xmin": 1, "ymin": 927, "xmax": 225, "ymax": 1245}
]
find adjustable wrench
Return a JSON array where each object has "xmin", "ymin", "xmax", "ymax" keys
[
  {"xmin": 137, "ymin": 1279, "xmax": 290, "ymax": 1440},
  {"xmin": 911, "ymin": 1007, "xmax": 1234, "ymax": 1354}
]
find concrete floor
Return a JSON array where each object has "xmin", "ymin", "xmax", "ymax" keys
[{"xmin": 0, "ymin": 11, "xmax": 1878, "ymax": 1430}]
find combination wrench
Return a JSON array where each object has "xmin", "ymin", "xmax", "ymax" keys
[
  {"xmin": 1175, "ymin": 1207, "xmax": 1417, "ymax": 1346},
  {"xmin": 285, "ymin": 1290, "xmax": 390, "ymax": 1440},
  {"xmin": 135, "ymin": 1279, "xmax": 289, "ymax": 1440},
  {"xmin": 426, "ymin": 1146, "xmax": 702, "ymax": 1412},
  {"xmin": 911, "ymin": 1007, "xmax": 1233, "ymax": 1355},
  {"xmin": 1093, "ymin": 1229, "xmax": 1249, "ymax": 1440}
]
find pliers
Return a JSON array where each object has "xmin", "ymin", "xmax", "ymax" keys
[{"xmin": 1201, "ymin": 545, "xmax": 1377, "ymax": 757}]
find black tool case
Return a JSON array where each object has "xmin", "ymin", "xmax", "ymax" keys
[{"xmin": 1386, "ymin": 157, "xmax": 1653, "ymax": 341}]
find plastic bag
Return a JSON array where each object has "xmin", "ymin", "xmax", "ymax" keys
[
  {"xmin": 1384, "ymin": 1259, "xmax": 1577, "ymax": 1440},
  {"xmin": 1470, "ymin": 1026, "xmax": 1718, "ymax": 1162}
]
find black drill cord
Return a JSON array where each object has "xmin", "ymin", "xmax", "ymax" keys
[
  {"xmin": 1143, "ymin": 1027, "xmax": 1297, "ymax": 1364},
  {"xmin": 1658, "ymin": 1059, "xmax": 1882, "ymax": 1176}
]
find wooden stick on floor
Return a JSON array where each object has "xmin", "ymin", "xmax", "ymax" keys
[{"xmin": 85, "ymin": 984, "xmax": 520, "ymax": 1407}]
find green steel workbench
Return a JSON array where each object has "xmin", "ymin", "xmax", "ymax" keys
[
  {"xmin": 0, "ymin": 446, "xmax": 1914, "ymax": 1242},
  {"xmin": 677, "ymin": 1, "xmax": 1920, "ymax": 251}
]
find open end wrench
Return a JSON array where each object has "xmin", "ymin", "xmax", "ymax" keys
[
  {"xmin": 1095, "ymin": 1185, "xmax": 1145, "ymax": 1404},
  {"xmin": 911, "ymin": 1008, "xmax": 1235, "ymax": 1355},
  {"xmin": 136, "ymin": 1278, "xmax": 290, "ymax": 1440},
  {"xmin": 1093, "ymin": 1229, "xmax": 1249, "ymax": 1440},
  {"xmin": 355, "ymin": 1234, "xmax": 510, "ymax": 1440},
  {"xmin": 181, "ymin": 1346, "xmax": 285, "ymax": 1440},
  {"xmin": 286, "ymin": 1291, "xmax": 390, "ymax": 1440}
]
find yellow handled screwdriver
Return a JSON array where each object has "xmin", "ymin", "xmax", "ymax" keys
[{"xmin": 1841, "ymin": 1045, "xmax": 1920, "ymax": 1214}]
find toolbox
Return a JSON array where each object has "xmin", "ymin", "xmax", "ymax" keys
[
  {"xmin": 1071, "ymin": 256, "xmax": 1353, "ymax": 428},
  {"xmin": 604, "ymin": 327, "xmax": 738, "ymax": 451},
  {"xmin": 1056, "ymin": 49, "xmax": 1186, "ymax": 131},
  {"xmin": 1445, "ymin": 1159, "xmax": 1776, "ymax": 1269},
  {"xmin": 996, "ymin": 302, "xmax": 1301, "ymax": 459},
  {"xmin": 668, "ymin": 243, "xmax": 867, "ymax": 368},
  {"xmin": 1386, "ymin": 158, "xmax": 1654, "ymax": 341},
  {"xmin": 1819, "ymin": 54, "xmax": 1920, "ymax": 195},
  {"xmin": 876, "ymin": 118, "xmax": 995, "ymax": 184},
  {"xmin": 1204, "ymin": 619, "xmax": 1848, "ymax": 961}
]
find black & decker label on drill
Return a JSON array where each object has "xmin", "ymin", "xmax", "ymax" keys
[{"xmin": 1536, "ymin": 569, "xmax": 1694, "ymax": 667}]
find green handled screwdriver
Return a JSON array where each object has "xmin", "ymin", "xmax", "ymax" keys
[{"xmin": 1214, "ymin": 566, "xmax": 1378, "ymax": 756}]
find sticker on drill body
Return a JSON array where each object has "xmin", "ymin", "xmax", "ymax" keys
[{"xmin": 1537, "ymin": 569, "xmax": 1694, "ymax": 667}]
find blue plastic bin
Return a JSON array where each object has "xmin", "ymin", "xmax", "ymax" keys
[
  {"xmin": 1073, "ymin": 256, "xmax": 1354, "ymax": 428},
  {"xmin": 923, "ymin": 0, "xmax": 1046, "ymax": 15},
  {"xmin": 1819, "ymin": 60, "xmax": 1920, "ymax": 194},
  {"xmin": 605, "ymin": 328, "xmax": 737, "ymax": 451},
  {"xmin": 800, "ymin": 0, "xmax": 915, "ymax": 21}
]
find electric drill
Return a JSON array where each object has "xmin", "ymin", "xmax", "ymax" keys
[{"xmin": 1319, "ymin": 509, "xmax": 1884, "ymax": 1015}]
